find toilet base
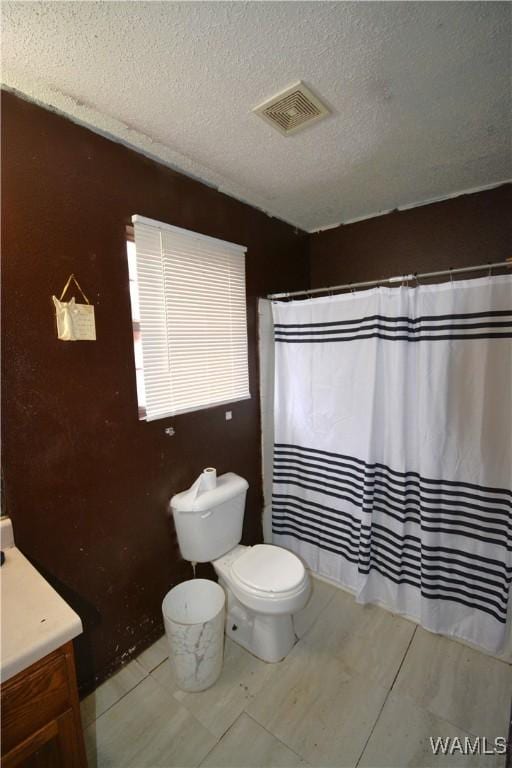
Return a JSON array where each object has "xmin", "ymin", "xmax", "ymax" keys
[{"xmin": 219, "ymin": 579, "xmax": 297, "ymax": 663}]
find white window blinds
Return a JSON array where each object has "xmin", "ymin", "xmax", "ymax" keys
[{"xmin": 131, "ymin": 215, "xmax": 250, "ymax": 421}]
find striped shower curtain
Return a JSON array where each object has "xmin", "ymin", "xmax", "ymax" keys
[{"xmin": 272, "ymin": 275, "xmax": 512, "ymax": 654}]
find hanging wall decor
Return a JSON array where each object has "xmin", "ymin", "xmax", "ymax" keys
[{"xmin": 52, "ymin": 274, "xmax": 96, "ymax": 341}]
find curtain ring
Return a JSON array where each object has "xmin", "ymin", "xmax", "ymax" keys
[
  {"xmin": 449, "ymin": 268, "xmax": 454, "ymax": 284},
  {"xmin": 413, "ymin": 272, "xmax": 420, "ymax": 286},
  {"xmin": 488, "ymin": 263, "xmax": 492, "ymax": 277}
]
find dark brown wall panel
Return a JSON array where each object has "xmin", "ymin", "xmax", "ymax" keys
[
  {"xmin": 1, "ymin": 90, "xmax": 309, "ymax": 693},
  {"xmin": 309, "ymin": 186, "xmax": 511, "ymax": 288}
]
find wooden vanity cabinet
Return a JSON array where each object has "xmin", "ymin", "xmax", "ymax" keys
[{"xmin": 1, "ymin": 641, "xmax": 86, "ymax": 768}]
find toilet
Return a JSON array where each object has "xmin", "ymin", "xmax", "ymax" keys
[{"xmin": 170, "ymin": 472, "xmax": 310, "ymax": 662}]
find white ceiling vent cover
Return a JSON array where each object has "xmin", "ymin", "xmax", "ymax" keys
[{"xmin": 253, "ymin": 81, "xmax": 330, "ymax": 136}]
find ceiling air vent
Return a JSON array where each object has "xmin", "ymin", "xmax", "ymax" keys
[{"xmin": 253, "ymin": 81, "xmax": 330, "ymax": 136}]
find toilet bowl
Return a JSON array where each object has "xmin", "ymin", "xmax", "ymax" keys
[
  {"xmin": 170, "ymin": 472, "xmax": 311, "ymax": 663},
  {"xmin": 214, "ymin": 544, "xmax": 310, "ymax": 662}
]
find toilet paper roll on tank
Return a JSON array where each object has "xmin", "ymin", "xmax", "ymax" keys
[
  {"xmin": 189, "ymin": 467, "xmax": 217, "ymax": 496},
  {"xmin": 199, "ymin": 467, "xmax": 216, "ymax": 492},
  {"xmin": 168, "ymin": 469, "xmax": 218, "ymax": 515},
  {"xmin": 171, "ymin": 468, "xmax": 218, "ymax": 503}
]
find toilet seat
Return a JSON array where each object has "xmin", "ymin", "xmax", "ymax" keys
[
  {"xmin": 214, "ymin": 544, "xmax": 310, "ymax": 617},
  {"xmin": 230, "ymin": 544, "xmax": 307, "ymax": 596}
]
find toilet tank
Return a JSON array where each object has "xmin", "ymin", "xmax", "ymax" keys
[{"xmin": 170, "ymin": 473, "xmax": 249, "ymax": 563}]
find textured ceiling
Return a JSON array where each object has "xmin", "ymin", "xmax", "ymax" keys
[{"xmin": 2, "ymin": 1, "xmax": 511, "ymax": 231}]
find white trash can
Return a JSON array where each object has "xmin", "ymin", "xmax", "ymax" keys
[{"xmin": 162, "ymin": 579, "xmax": 225, "ymax": 692}]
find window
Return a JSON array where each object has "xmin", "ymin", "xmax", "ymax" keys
[{"xmin": 128, "ymin": 215, "xmax": 250, "ymax": 421}]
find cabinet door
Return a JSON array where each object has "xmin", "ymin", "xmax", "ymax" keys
[
  {"xmin": 1, "ymin": 644, "xmax": 86, "ymax": 768},
  {"xmin": 1, "ymin": 651, "xmax": 69, "ymax": 756},
  {"xmin": 2, "ymin": 707, "xmax": 81, "ymax": 767}
]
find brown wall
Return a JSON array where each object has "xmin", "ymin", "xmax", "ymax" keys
[
  {"xmin": 1, "ymin": 90, "xmax": 309, "ymax": 693},
  {"xmin": 309, "ymin": 185, "xmax": 512, "ymax": 288}
]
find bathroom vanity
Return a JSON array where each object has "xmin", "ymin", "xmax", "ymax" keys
[{"xmin": 0, "ymin": 519, "xmax": 86, "ymax": 767}]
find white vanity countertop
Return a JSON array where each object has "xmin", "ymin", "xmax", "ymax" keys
[{"xmin": 1, "ymin": 518, "xmax": 83, "ymax": 683}]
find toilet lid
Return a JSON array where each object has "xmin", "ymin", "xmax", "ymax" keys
[{"xmin": 231, "ymin": 545, "xmax": 305, "ymax": 594}]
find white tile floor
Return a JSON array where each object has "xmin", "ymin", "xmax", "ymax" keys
[{"xmin": 82, "ymin": 577, "xmax": 511, "ymax": 768}]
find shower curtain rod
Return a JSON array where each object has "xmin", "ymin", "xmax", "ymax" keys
[{"xmin": 267, "ymin": 259, "xmax": 512, "ymax": 300}]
